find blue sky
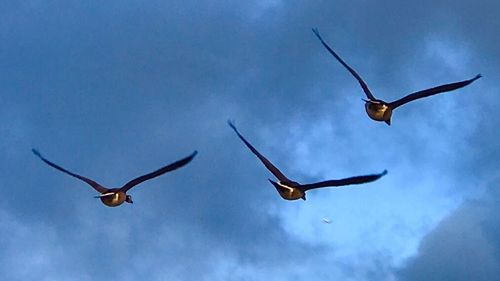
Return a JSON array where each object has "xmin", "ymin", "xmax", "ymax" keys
[{"xmin": 1, "ymin": 1, "xmax": 499, "ymax": 280}]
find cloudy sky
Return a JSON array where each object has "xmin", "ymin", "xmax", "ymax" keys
[{"xmin": 1, "ymin": 0, "xmax": 499, "ymax": 280}]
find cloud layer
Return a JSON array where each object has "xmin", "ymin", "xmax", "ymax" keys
[{"xmin": 1, "ymin": 1, "xmax": 498, "ymax": 280}]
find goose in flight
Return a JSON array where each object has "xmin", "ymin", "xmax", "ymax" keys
[
  {"xmin": 228, "ymin": 121, "xmax": 387, "ymax": 200},
  {"xmin": 32, "ymin": 149, "xmax": 197, "ymax": 207},
  {"xmin": 312, "ymin": 28, "xmax": 481, "ymax": 125}
]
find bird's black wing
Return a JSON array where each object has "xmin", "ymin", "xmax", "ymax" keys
[
  {"xmin": 312, "ymin": 28, "xmax": 376, "ymax": 100},
  {"xmin": 32, "ymin": 149, "xmax": 108, "ymax": 193},
  {"xmin": 228, "ymin": 121, "xmax": 290, "ymax": 182},
  {"xmin": 299, "ymin": 170, "xmax": 387, "ymax": 191},
  {"xmin": 119, "ymin": 151, "xmax": 197, "ymax": 192},
  {"xmin": 388, "ymin": 74, "xmax": 481, "ymax": 110}
]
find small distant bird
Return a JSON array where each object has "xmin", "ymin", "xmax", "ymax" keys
[
  {"xmin": 32, "ymin": 149, "xmax": 197, "ymax": 207},
  {"xmin": 312, "ymin": 28, "xmax": 481, "ymax": 125},
  {"xmin": 322, "ymin": 218, "xmax": 331, "ymax": 224},
  {"xmin": 228, "ymin": 121, "xmax": 387, "ymax": 200}
]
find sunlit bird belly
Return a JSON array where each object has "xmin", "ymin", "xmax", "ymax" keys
[
  {"xmin": 277, "ymin": 183, "xmax": 305, "ymax": 200},
  {"xmin": 100, "ymin": 192, "xmax": 126, "ymax": 207},
  {"xmin": 365, "ymin": 103, "xmax": 392, "ymax": 122}
]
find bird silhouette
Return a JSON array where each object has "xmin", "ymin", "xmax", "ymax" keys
[
  {"xmin": 312, "ymin": 28, "xmax": 481, "ymax": 125},
  {"xmin": 32, "ymin": 148, "xmax": 197, "ymax": 207},
  {"xmin": 228, "ymin": 121, "xmax": 387, "ymax": 200}
]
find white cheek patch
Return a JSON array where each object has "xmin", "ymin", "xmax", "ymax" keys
[
  {"xmin": 277, "ymin": 182, "xmax": 294, "ymax": 192},
  {"xmin": 98, "ymin": 192, "xmax": 116, "ymax": 198}
]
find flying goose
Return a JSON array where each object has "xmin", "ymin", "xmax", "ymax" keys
[
  {"xmin": 32, "ymin": 149, "xmax": 197, "ymax": 207},
  {"xmin": 228, "ymin": 121, "xmax": 386, "ymax": 200},
  {"xmin": 312, "ymin": 28, "xmax": 481, "ymax": 125}
]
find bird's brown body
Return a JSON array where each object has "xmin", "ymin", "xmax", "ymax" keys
[
  {"xmin": 274, "ymin": 182, "xmax": 305, "ymax": 200},
  {"xmin": 364, "ymin": 101, "xmax": 393, "ymax": 124},
  {"xmin": 99, "ymin": 191, "xmax": 127, "ymax": 207}
]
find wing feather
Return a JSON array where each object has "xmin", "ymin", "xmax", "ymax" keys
[
  {"xmin": 228, "ymin": 121, "xmax": 290, "ymax": 182},
  {"xmin": 299, "ymin": 170, "xmax": 387, "ymax": 191},
  {"xmin": 388, "ymin": 74, "xmax": 481, "ymax": 109},
  {"xmin": 312, "ymin": 28, "xmax": 376, "ymax": 100},
  {"xmin": 32, "ymin": 149, "xmax": 108, "ymax": 193},
  {"xmin": 119, "ymin": 151, "xmax": 197, "ymax": 192}
]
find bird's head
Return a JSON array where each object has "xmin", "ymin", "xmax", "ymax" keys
[{"xmin": 125, "ymin": 195, "xmax": 133, "ymax": 204}]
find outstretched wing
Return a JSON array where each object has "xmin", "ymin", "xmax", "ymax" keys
[
  {"xmin": 32, "ymin": 149, "xmax": 108, "ymax": 193},
  {"xmin": 228, "ymin": 121, "xmax": 290, "ymax": 182},
  {"xmin": 388, "ymin": 74, "xmax": 481, "ymax": 110},
  {"xmin": 312, "ymin": 28, "xmax": 376, "ymax": 100},
  {"xmin": 299, "ymin": 170, "xmax": 387, "ymax": 191},
  {"xmin": 119, "ymin": 151, "xmax": 197, "ymax": 192}
]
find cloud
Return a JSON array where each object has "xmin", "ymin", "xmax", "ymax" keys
[
  {"xmin": 396, "ymin": 182, "xmax": 500, "ymax": 281},
  {"xmin": 1, "ymin": 0, "xmax": 499, "ymax": 280}
]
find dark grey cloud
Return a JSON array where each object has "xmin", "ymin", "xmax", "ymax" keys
[
  {"xmin": 0, "ymin": 2, "xmax": 332, "ymax": 280},
  {"xmin": 396, "ymin": 182, "xmax": 500, "ymax": 281}
]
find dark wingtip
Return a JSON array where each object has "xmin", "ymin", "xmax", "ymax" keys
[
  {"xmin": 473, "ymin": 74, "xmax": 482, "ymax": 81},
  {"xmin": 385, "ymin": 119, "xmax": 391, "ymax": 126},
  {"xmin": 186, "ymin": 150, "xmax": 198, "ymax": 162},
  {"xmin": 381, "ymin": 170, "xmax": 388, "ymax": 176},
  {"xmin": 227, "ymin": 119, "xmax": 237, "ymax": 131},
  {"xmin": 32, "ymin": 148, "xmax": 42, "ymax": 158},
  {"xmin": 228, "ymin": 120, "xmax": 243, "ymax": 137},
  {"xmin": 311, "ymin": 27, "xmax": 321, "ymax": 39}
]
